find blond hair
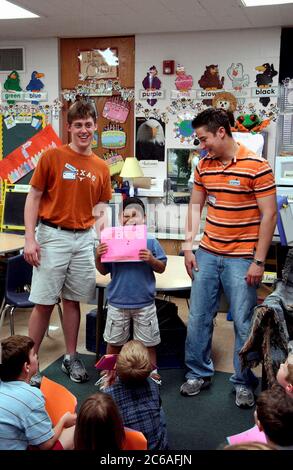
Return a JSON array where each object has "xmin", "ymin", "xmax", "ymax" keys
[
  {"xmin": 223, "ymin": 442, "xmax": 275, "ymax": 450},
  {"xmin": 116, "ymin": 340, "xmax": 152, "ymax": 384},
  {"xmin": 285, "ymin": 355, "xmax": 293, "ymax": 385}
]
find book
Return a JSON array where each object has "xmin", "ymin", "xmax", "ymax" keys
[
  {"xmin": 227, "ymin": 425, "xmax": 267, "ymax": 445},
  {"xmin": 95, "ymin": 354, "xmax": 118, "ymax": 370},
  {"xmin": 101, "ymin": 224, "xmax": 147, "ymax": 262}
]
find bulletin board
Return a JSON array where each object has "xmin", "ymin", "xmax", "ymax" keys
[
  {"xmin": 0, "ymin": 182, "xmax": 29, "ymax": 231},
  {"xmin": 0, "ymin": 114, "xmax": 45, "ymax": 159}
]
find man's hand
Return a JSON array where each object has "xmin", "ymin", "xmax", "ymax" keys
[
  {"xmin": 245, "ymin": 263, "xmax": 264, "ymax": 286},
  {"xmin": 139, "ymin": 249, "xmax": 154, "ymax": 263},
  {"xmin": 24, "ymin": 239, "xmax": 41, "ymax": 267},
  {"xmin": 184, "ymin": 250, "xmax": 198, "ymax": 279},
  {"xmin": 96, "ymin": 242, "xmax": 108, "ymax": 258}
]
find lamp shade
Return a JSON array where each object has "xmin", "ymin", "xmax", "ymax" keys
[{"xmin": 120, "ymin": 157, "xmax": 144, "ymax": 178}]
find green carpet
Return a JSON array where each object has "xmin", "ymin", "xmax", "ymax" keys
[{"xmin": 42, "ymin": 354, "xmax": 255, "ymax": 450}]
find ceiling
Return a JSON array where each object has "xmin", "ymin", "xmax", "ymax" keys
[{"xmin": 0, "ymin": 0, "xmax": 293, "ymax": 40}]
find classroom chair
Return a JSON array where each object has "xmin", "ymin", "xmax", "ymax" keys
[
  {"xmin": 40, "ymin": 376, "xmax": 78, "ymax": 427},
  {"xmin": 0, "ymin": 253, "xmax": 63, "ymax": 336},
  {"xmin": 123, "ymin": 428, "xmax": 147, "ymax": 450}
]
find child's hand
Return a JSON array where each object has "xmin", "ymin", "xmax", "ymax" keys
[
  {"xmin": 96, "ymin": 242, "xmax": 108, "ymax": 258},
  {"xmin": 61, "ymin": 411, "xmax": 77, "ymax": 428},
  {"xmin": 139, "ymin": 249, "xmax": 154, "ymax": 264}
]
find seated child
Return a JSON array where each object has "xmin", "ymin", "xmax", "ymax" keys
[
  {"xmin": 0, "ymin": 335, "xmax": 76, "ymax": 450},
  {"xmin": 276, "ymin": 352, "xmax": 293, "ymax": 395},
  {"xmin": 255, "ymin": 384, "xmax": 293, "ymax": 449},
  {"xmin": 96, "ymin": 196, "xmax": 167, "ymax": 383},
  {"xmin": 104, "ymin": 340, "xmax": 168, "ymax": 450},
  {"xmin": 74, "ymin": 392, "xmax": 125, "ymax": 451}
]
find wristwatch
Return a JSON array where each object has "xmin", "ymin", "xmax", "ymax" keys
[{"xmin": 253, "ymin": 258, "xmax": 265, "ymax": 267}]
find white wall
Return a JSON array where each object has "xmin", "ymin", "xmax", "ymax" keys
[
  {"xmin": 0, "ymin": 38, "xmax": 60, "ymax": 135},
  {"xmin": 135, "ymin": 28, "xmax": 281, "ymax": 180}
]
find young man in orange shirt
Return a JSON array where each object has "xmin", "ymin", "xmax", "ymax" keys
[
  {"xmin": 181, "ymin": 108, "xmax": 277, "ymax": 407},
  {"xmin": 24, "ymin": 101, "xmax": 112, "ymax": 385}
]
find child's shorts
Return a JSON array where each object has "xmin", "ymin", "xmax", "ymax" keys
[{"xmin": 103, "ymin": 302, "xmax": 160, "ymax": 347}]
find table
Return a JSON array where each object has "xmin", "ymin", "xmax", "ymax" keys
[
  {"xmin": 0, "ymin": 233, "xmax": 25, "ymax": 254},
  {"xmin": 95, "ymin": 255, "xmax": 191, "ymax": 357}
]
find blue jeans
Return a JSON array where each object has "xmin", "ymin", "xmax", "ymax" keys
[{"xmin": 185, "ymin": 248, "xmax": 258, "ymax": 388}]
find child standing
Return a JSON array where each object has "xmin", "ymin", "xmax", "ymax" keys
[
  {"xmin": 104, "ymin": 340, "xmax": 168, "ymax": 450},
  {"xmin": 96, "ymin": 197, "xmax": 167, "ymax": 383}
]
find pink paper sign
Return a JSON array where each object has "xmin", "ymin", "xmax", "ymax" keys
[
  {"xmin": 227, "ymin": 425, "xmax": 267, "ymax": 445},
  {"xmin": 101, "ymin": 224, "xmax": 147, "ymax": 262}
]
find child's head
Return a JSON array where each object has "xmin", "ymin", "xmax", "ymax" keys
[
  {"xmin": 116, "ymin": 340, "xmax": 152, "ymax": 384},
  {"xmin": 255, "ymin": 384, "xmax": 293, "ymax": 447},
  {"xmin": 67, "ymin": 100, "xmax": 97, "ymax": 125},
  {"xmin": 120, "ymin": 197, "xmax": 146, "ymax": 226},
  {"xmin": 223, "ymin": 442, "xmax": 275, "ymax": 450},
  {"xmin": 276, "ymin": 354, "xmax": 293, "ymax": 394},
  {"xmin": 0, "ymin": 335, "xmax": 38, "ymax": 382},
  {"xmin": 74, "ymin": 392, "xmax": 125, "ymax": 451}
]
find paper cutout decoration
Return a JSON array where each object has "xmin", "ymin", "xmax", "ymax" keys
[
  {"xmin": 255, "ymin": 63, "xmax": 278, "ymax": 107},
  {"xmin": 232, "ymin": 113, "xmax": 271, "ymax": 133},
  {"xmin": 102, "ymin": 96, "xmax": 130, "ymax": 123},
  {"xmin": 101, "ymin": 224, "xmax": 147, "ymax": 262},
  {"xmin": 3, "ymin": 70, "xmax": 22, "ymax": 104},
  {"xmin": 136, "ymin": 117, "xmax": 165, "ymax": 162},
  {"xmin": 227, "ymin": 63, "xmax": 249, "ymax": 91},
  {"xmin": 198, "ymin": 64, "xmax": 224, "ymax": 105},
  {"xmin": 174, "ymin": 113, "xmax": 196, "ymax": 144},
  {"xmin": 101, "ymin": 123, "xmax": 126, "ymax": 149},
  {"xmin": 26, "ymin": 71, "xmax": 45, "ymax": 104},
  {"xmin": 91, "ymin": 131, "xmax": 98, "ymax": 149},
  {"xmin": 212, "ymin": 91, "xmax": 237, "ymax": 113},
  {"xmin": 103, "ymin": 151, "xmax": 124, "ymax": 176},
  {"xmin": 0, "ymin": 124, "xmax": 62, "ymax": 183},
  {"xmin": 227, "ymin": 425, "xmax": 267, "ymax": 445},
  {"xmin": 175, "ymin": 64, "xmax": 193, "ymax": 92},
  {"xmin": 142, "ymin": 65, "xmax": 162, "ymax": 106},
  {"xmin": 95, "ymin": 354, "xmax": 118, "ymax": 370}
]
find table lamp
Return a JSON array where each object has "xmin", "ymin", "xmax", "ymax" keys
[{"xmin": 120, "ymin": 157, "xmax": 144, "ymax": 197}]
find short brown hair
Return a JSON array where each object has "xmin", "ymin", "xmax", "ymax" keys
[
  {"xmin": 256, "ymin": 384, "xmax": 293, "ymax": 447},
  {"xmin": 192, "ymin": 108, "xmax": 232, "ymax": 137},
  {"xmin": 116, "ymin": 340, "xmax": 152, "ymax": 384},
  {"xmin": 67, "ymin": 100, "xmax": 97, "ymax": 124},
  {"xmin": 74, "ymin": 392, "xmax": 125, "ymax": 451},
  {"xmin": 0, "ymin": 335, "xmax": 34, "ymax": 381}
]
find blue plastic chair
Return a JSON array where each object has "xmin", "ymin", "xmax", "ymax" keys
[{"xmin": 0, "ymin": 253, "xmax": 62, "ymax": 336}]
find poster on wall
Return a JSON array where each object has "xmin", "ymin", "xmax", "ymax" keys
[
  {"xmin": 78, "ymin": 48, "xmax": 119, "ymax": 80},
  {"xmin": 135, "ymin": 117, "xmax": 165, "ymax": 162},
  {"xmin": 0, "ymin": 124, "xmax": 62, "ymax": 183}
]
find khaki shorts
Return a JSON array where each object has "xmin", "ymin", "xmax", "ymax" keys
[
  {"xmin": 29, "ymin": 223, "xmax": 96, "ymax": 305},
  {"xmin": 103, "ymin": 302, "xmax": 161, "ymax": 347}
]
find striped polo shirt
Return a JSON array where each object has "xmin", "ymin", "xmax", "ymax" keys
[
  {"xmin": 0, "ymin": 380, "xmax": 54, "ymax": 450},
  {"xmin": 194, "ymin": 142, "xmax": 276, "ymax": 257}
]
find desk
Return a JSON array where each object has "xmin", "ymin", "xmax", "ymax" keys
[
  {"xmin": 0, "ymin": 233, "xmax": 25, "ymax": 254},
  {"xmin": 95, "ymin": 255, "xmax": 191, "ymax": 357}
]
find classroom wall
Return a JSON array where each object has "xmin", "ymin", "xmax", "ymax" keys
[
  {"xmin": 0, "ymin": 38, "xmax": 60, "ymax": 135},
  {"xmin": 135, "ymin": 27, "xmax": 281, "ymax": 180}
]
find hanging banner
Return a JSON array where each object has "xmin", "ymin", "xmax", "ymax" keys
[{"xmin": 0, "ymin": 124, "xmax": 62, "ymax": 183}]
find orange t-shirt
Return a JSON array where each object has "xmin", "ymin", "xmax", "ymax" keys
[
  {"xmin": 194, "ymin": 143, "xmax": 276, "ymax": 257},
  {"xmin": 30, "ymin": 145, "xmax": 112, "ymax": 229}
]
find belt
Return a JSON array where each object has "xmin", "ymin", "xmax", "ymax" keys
[{"xmin": 41, "ymin": 220, "xmax": 90, "ymax": 233}]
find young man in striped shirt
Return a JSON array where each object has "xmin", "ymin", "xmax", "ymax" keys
[{"xmin": 180, "ymin": 108, "xmax": 277, "ymax": 408}]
